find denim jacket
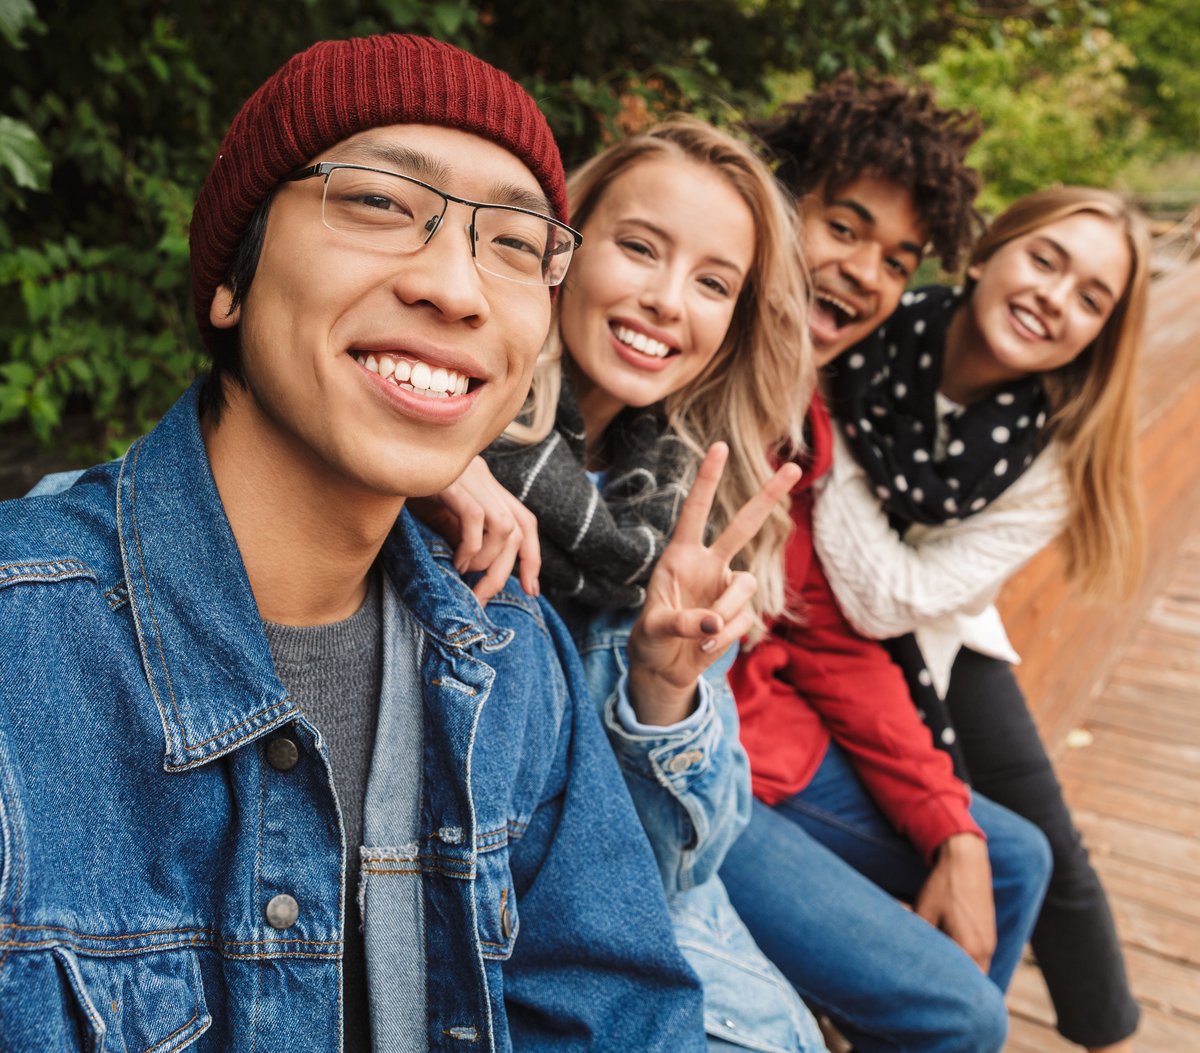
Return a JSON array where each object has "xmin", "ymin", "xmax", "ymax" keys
[
  {"xmin": 0, "ymin": 383, "xmax": 705, "ymax": 1053},
  {"xmin": 567, "ymin": 609, "xmax": 827, "ymax": 1053}
]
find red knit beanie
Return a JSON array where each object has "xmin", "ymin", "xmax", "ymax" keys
[{"xmin": 189, "ymin": 34, "xmax": 566, "ymax": 350}]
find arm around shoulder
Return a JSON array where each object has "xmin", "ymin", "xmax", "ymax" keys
[{"xmin": 814, "ymin": 430, "xmax": 1071, "ymax": 639}]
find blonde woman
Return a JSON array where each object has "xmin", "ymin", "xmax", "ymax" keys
[
  {"xmin": 482, "ymin": 118, "xmax": 827, "ymax": 1052},
  {"xmin": 814, "ymin": 186, "xmax": 1150, "ymax": 1053}
]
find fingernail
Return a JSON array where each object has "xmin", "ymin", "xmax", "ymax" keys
[
  {"xmin": 700, "ymin": 638, "xmax": 718, "ymax": 653},
  {"xmin": 700, "ymin": 615, "xmax": 720, "ymax": 634}
]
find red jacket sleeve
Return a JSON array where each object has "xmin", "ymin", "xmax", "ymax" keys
[{"xmin": 733, "ymin": 396, "xmax": 983, "ymax": 861}]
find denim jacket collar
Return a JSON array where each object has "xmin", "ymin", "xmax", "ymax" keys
[{"xmin": 119, "ymin": 379, "xmax": 514, "ymax": 772}]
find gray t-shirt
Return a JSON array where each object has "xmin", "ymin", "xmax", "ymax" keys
[{"xmin": 264, "ymin": 569, "xmax": 427, "ymax": 1050}]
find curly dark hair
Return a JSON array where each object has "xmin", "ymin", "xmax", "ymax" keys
[{"xmin": 749, "ymin": 73, "xmax": 983, "ymax": 271}]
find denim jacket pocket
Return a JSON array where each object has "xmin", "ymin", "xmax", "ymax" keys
[
  {"xmin": 475, "ymin": 841, "xmax": 519, "ymax": 961},
  {"xmin": 49, "ymin": 946, "xmax": 107, "ymax": 1052},
  {"xmin": 45, "ymin": 946, "xmax": 212, "ymax": 1053}
]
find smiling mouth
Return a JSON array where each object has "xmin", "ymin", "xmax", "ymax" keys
[
  {"xmin": 353, "ymin": 351, "xmax": 474, "ymax": 398},
  {"xmin": 1010, "ymin": 305, "xmax": 1049, "ymax": 339},
  {"xmin": 612, "ymin": 323, "xmax": 677, "ymax": 360},
  {"xmin": 815, "ymin": 290, "xmax": 862, "ymax": 330}
]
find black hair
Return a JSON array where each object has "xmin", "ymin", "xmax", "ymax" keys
[
  {"xmin": 197, "ymin": 190, "xmax": 275, "ymax": 423},
  {"xmin": 748, "ymin": 73, "xmax": 983, "ymax": 270}
]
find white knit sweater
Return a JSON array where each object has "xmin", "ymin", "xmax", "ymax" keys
[{"xmin": 813, "ymin": 424, "xmax": 1070, "ymax": 697}]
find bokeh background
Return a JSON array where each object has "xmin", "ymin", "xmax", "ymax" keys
[{"xmin": 1, "ymin": 0, "xmax": 1197, "ymax": 472}]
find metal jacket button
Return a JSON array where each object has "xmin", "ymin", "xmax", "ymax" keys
[
  {"xmin": 265, "ymin": 893, "xmax": 299, "ymax": 929},
  {"xmin": 667, "ymin": 749, "xmax": 703, "ymax": 773},
  {"xmin": 266, "ymin": 736, "xmax": 300, "ymax": 771},
  {"xmin": 501, "ymin": 899, "xmax": 513, "ymax": 940}
]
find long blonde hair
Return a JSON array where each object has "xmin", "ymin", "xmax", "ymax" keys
[
  {"xmin": 505, "ymin": 117, "xmax": 813, "ymax": 635},
  {"xmin": 969, "ymin": 186, "xmax": 1150, "ymax": 600}
]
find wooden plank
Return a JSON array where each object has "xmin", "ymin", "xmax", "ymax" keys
[
  {"xmin": 1132, "ymin": 1006, "xmax": 1200, "ymax": 1053},
  {"xmin": 1007, "ymin": 959, "xmax": 1057, "ymax": 1027},
  {"xmin": 1109, "ymin": 895, "xmax": 1200, "ymax": 968},
  {"xmin": 1106, "ymin": 660, "xmax": 1200, "ymax": 696},
  {"xmin": 1070, "ymin": 723, "xmax": 1200, "ymax": 778},
  {"xmin": 1073, "ymin": 809, "xmax": 1200, "ymax": 879},
  {"xmin": 1119, "ymin": 641, "xmax": 1200, "ymax": 673},
  {"xmin": 1096, "ymin": 678, "xmax": 1200, "ymax": 721},
  {"xmin": 1007, "ymin": 984, "xmax": 1200, "ymax": 1053},
  {"xmin": 1058, "ymin": 744, "xmax": 1200, "ymax": 806},
  {"xmin": 1090, "ymin": 853, "xmax": 1200, "ymax": 927},
  {"xmin": 1057, "ymin": 776, "xmax": 1199, "ymax": 839},
  {"xmin": 1124, "ymin": 944, "xmax": 1200, "ymax": 1018},
  {"xmin": 1088, "ymin": 698, "xmax": 1200, "ymax": 748},
  {"xmin": 1004, "ymin": 1011, "xmax": 1076, "ymax": 1053}
]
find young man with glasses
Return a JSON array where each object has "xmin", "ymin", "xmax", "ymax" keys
[{"xmin": 0, "ymin": 35, "xmax": 704, "ymax": 1051}]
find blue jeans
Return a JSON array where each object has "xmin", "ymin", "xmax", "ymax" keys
[{"xmin": 720, "ymin": 743, "xmax": 1051, "ymax": 1053}]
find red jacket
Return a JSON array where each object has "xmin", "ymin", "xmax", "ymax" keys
[{"xmin": 731, "ymin": 395, "xmax": 982, "ymax": 861}]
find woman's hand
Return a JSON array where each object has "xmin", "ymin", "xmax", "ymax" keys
[
  {"xmin": 407, "ymin": 456, "xmax": 541, "ymax": 605},
  {"xmin": 627, "ymin": 443, "xmax": 802, "ymax": 726}
]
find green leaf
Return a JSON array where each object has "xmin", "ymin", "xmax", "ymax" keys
[
  {"xmin": 0, "ymin": 0, "xmax": 39, "ymax": 49},
  {"xmin": 0, "ymin": 115, "xmax": 51, "ymax": 191}
]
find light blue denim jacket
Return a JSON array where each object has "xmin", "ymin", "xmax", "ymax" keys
[
  {"xmin": 564, "ymin": 607, "xmax": 828, "ymax": 1053},
  {"xmin": 0, "ymin": 383, "xmax": 705, "ymax": 1052}
]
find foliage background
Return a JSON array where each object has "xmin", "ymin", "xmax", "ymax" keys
[{"xmin": 1, "ymin": 0, "xmax": 1195, "ymax": 459}]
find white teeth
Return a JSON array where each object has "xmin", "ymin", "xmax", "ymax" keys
[
  {"xmin": 817, "ymin": 292, "xmax": 859, "ymax": 322},
  {"xmin": 354, "ymin": 352, "xmax": 470, "ymax": 397},
  {"xmin": 613, "ymin": 324, "xmax": 671, "ymax": 359},
  {"xmin": 1012, "ymin": 306, "xmax": 1048, "ymax": 338}
]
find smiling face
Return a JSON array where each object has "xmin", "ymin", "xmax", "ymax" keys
[
  {"xmin": 208, "ymin": 123, "xmax": 553, "ymax": 499},
  {"xmin": 799, "ymin": 172, "xmax": 926, "ymax": 365},
  {"xmin": 958, "ymin": 211, "xmax": 1133, "ymax": 382},
  {"xmin": 557, "ymin": 157, "xmax": 756, "ymax": 439}
]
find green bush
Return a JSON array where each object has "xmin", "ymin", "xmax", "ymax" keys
[{"xmin": 920, "ymin": 22, "xmax": 1150, "ymax": 214}]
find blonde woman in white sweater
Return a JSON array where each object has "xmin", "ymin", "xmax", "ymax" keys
[{"xmin": 815, "ymin": 186, "xmax": 1150, "ymax": 1053}]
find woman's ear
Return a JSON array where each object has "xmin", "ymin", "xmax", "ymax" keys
[
  {"xmin": 210, "ymin": 284, "xmax": 241, "ymax": 329},
  {"xmin": 966, "ymin": 262, "xmax": 983, "ymax": 282}
]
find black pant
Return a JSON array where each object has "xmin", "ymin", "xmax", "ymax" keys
[{"xmin": 944, "ymin": 647, "xmax": 1140, "ymax": 1047}]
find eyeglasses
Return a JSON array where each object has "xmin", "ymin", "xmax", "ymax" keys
[{"xmin": 286, "ymin": 162, "xmax": 581, "ymax": 287}]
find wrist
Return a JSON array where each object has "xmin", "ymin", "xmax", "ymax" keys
[
  {"xmin": 627, "ymin": 666, "xmax": 700, "ymax": 726},
  {"xmin": 935, "ymin": 831, "xmax": 987, "ymax": 862}
]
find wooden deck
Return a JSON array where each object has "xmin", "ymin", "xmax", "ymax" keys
[
  {"xmin": 1005, "ymin": 521, "xmax": 1200, "ymax": 1050},
  {"xmin": 1000, "ymin": 259, "xmax": 1200, "ymax": 1050}
]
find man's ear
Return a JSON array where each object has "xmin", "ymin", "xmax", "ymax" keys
[{"xmin": 210, "ymin": 284, "xmax": 241, "ymax": 329}]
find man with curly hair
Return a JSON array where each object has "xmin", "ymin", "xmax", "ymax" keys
[
  {"xmin": 759, "ymin": 72, "xmax": 983, "ymax": 363},
  {"xmin": 718, "ymin": 76, "xmax": 1054, "ymax": 1053}
]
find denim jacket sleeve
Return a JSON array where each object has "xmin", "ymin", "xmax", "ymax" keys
[
  {"xmin": 574, "ymin": 610, "xmax": 752, "ymax": 896},
  {"xmin": 503, "ymin": 602, "xmax": 706, "ymax": 1052}
]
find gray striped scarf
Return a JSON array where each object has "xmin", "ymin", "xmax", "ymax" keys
[{"xmin": 483, "ymin": 376, "xmax": 693, "ymax": 609}]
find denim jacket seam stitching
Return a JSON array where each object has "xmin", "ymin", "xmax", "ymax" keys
[
  {"xmin": 144, "ymin": 1005, "xmax": 203, "ymax": 1053},
  {"xmin": 128, "ymin": 440, "xmax": 189, "ymax": 748},
  {"xmin": 164, "ymin": 706, "xmax": 295, "ymax": 767},
  {"xmin": 124, "ymin": 442, "xmax": 289, "ymax": 761},
  {"xmin": 0, "ymin": 779, "xmax": 21, "ymax": 977},
  {"xmin": 250, "ymin": 749, "xmax": 266, "ymax": 1053}
]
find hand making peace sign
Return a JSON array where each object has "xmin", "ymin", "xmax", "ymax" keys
[{"xmin": 626, "ymin": 443, "xmax": 802, "ymax": 727}]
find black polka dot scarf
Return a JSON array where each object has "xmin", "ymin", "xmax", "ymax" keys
[
  {"xmin": 828, "ymin": 284, "xmax": 1053, "ymax": 782},
  {"xmin": 828, "ymin": 284, "xmax": 1051, "ymax": 529}
]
